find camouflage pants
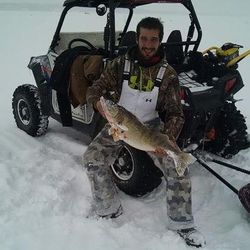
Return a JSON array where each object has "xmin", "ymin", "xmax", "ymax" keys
[
  {"xmin": 83, "ymin": 120, "xmax": 194, "ymax": 229},
  {"xmin": 83, "ymin": 123, "xmax": 123, "ymax": 217}
]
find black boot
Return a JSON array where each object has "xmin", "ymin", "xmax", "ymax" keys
[{"xmin": 177, "ymin": 228, "xmax": 206, "ymax": 248}]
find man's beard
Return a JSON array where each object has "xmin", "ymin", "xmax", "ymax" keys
[{"xmin": 141, "ymin": 47, "xmax": 156, "ymax": 59}]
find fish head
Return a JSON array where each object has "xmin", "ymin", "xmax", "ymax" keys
[{"xmin": 100, "ymin": 96, "xmax": 119, "ymax": 118}]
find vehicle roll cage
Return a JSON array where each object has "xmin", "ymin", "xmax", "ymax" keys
[{"xmin": 50, "ymin": 0, "xmax": 202, "ymax": 58}]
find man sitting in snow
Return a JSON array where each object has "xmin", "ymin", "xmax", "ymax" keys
[{"xmin": 83, "ymin": 17, "xmax": 206, "ymax": 248}]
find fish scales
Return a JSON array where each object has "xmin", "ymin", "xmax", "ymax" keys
[
  {"xmin": 100, "ymin": 97, "xmax": 196, "ymax": 176},
  {"xmin": 117, "ymin": 106, "xmax": 179, "ymax": 153}
]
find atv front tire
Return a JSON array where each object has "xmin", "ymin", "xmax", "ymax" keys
[
  {"xmin": 12, "ymin": 84, "xmax": 49, "ymax": 136},
  {"xmin": 110, "ymin": 144, "xmax": 163, "ymax": 197},
  {"xmin": 207, "ymin": 103, "xmax": 249, "ymax": 158}
]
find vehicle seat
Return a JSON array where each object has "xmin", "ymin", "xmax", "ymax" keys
[
  {"xmin": 118, "ymin": 31, "xmax": 137, "ymax": 55},
  {"xmin": 165, "ymin": 30, "xmax": 184, "ymax": 72}
]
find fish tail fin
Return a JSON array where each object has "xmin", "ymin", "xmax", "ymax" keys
[{"xmin": 174, "ymin": 153, "xmax": 196, "ymax": 176}]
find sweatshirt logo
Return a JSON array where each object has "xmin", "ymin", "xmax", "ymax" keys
[{"xmin": 129, "ymin": 75, "xmax": 154, "ymax": 91}]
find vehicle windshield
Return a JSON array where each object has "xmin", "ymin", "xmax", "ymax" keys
[
  {"xmin": 60, "ymin": 7, "xmax": 107, "ymax": 32},
  {"xmin": 59, "ymin": 3, "xmax": 197, "ymax": 49}
]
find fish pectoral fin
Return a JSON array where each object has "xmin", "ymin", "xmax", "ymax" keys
[
  {"xmin": 112, "ymin": 133, "xmax": 121, "ymax": 142},
  {"xmin": 108, "ymin": 125, "xmax": 117, "ymax": 135},
  {"xmin": 174, "ymin": 153, "xmax": 196, "ymax": 176},
  {"xmin": 109, "ymin": 125, "xmax": 128, "ymax": 142},
  {"xmin": 111, "ymin": 127, "xmax": 122, "ymax": 142}
]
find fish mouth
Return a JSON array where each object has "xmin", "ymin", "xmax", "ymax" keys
[
  {"xmin": 100, "ymin": 96, "xmax": 118, "ymax": 116},
  {"xmin": 100, "ymin": 96, "xmax": 115, "ymax": 105}
]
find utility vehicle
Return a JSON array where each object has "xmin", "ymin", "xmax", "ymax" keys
[{"xmin": 12, "ymin": 0, "xmax": 250, "ymax": 196}]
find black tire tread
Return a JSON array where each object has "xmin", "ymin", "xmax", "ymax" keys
[
  {"xmin": 12, "ymin": 84, "xmax": 49, "ymax": 137},
  {"xmin": 207, "ymin": 103, "xmax": 249, "ymax": 158}
]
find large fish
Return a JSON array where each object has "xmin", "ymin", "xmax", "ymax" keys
[{"xmin": 99, "ymin": 97, "xmax": 196, "ymax": 176}]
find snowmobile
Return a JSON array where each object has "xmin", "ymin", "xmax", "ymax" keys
[{"xmin": 12, "ymin": 0, "xmax": 250, "ymax": 202}]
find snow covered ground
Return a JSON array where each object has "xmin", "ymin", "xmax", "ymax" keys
[{"xmin": 1, "ymin": 0, "xmax": 250, "ymax": 249}]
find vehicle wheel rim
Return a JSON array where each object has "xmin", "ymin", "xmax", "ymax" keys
[
  {"xmin": 110, "ymin": 146, "xmax": 135, "ymax": 181},
  {"xmin": 17, "ymin": 99, "xmax": 31, "ymax": 125}
]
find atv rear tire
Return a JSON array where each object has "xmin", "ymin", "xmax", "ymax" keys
[
  {"xmin": 110, "ymin": 144, "xmax": 163, "ymax": 197},
  {"xmin": 207, "ymin": 103, "xmax": 249, "ymax": 158},
  {"xmin": 12, "ymin": 84, "xmax": 49, "ymax": 136}
]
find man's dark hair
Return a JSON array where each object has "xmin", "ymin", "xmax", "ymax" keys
[{"xmin": 136, "ymin": 17, "xmax": 164, "ymax": 42}]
